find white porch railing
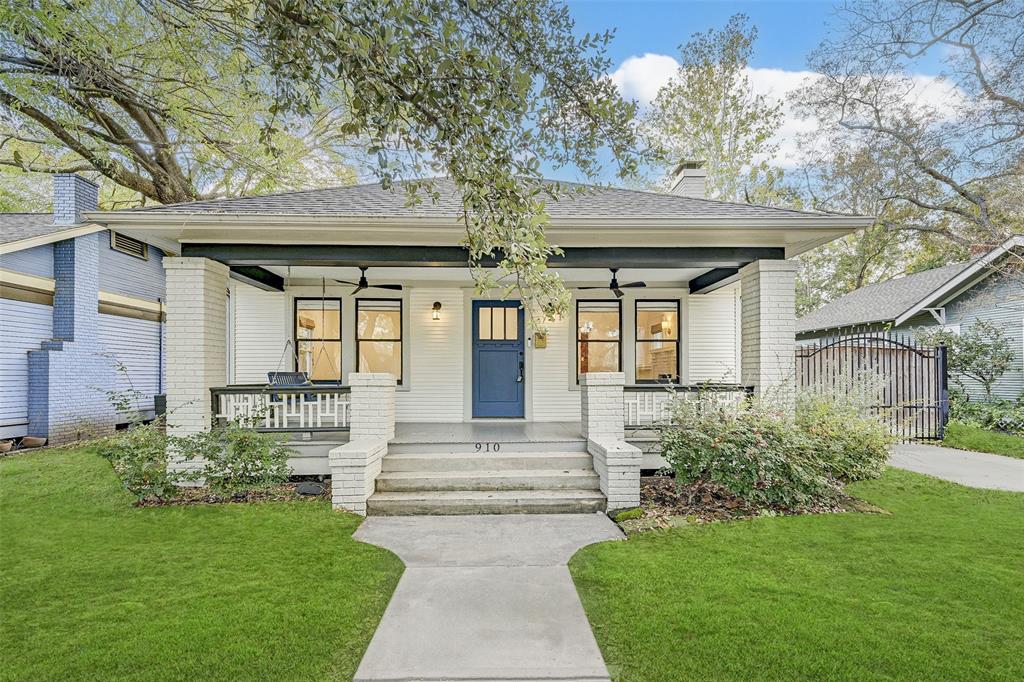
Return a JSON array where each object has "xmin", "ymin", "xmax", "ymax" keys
[
  {"xmin": 623, "ymin": 384, "xmax": 754, "ymax": 428},
  {"xmin": 210, "ymin": 385, "xmax": 351, "ymax": 432}
]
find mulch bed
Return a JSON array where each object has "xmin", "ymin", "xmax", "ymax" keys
[
  {"xmin": 618, "ymin": 476, "xmax": 886, "ymax": 533},
  {"xmin": 135, "ymin": 481, "xmax": 330, "ymax": 507}
]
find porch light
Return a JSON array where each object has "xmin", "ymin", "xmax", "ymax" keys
[{"xmin": 432, "ymin": 301, "xmax": 442, "ymax": 320}]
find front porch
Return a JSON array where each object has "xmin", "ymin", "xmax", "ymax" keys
[{"xmin": 164, "ymin": 254, "xmax": 796, "ymax": 515}]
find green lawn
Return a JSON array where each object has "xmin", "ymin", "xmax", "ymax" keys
[
  {"xmin": 0, "ymin": 447, "xmax": 402, "ymax": 681},
  {"xmin": 571, "ymin": 469, "xmax": 1024, "ymax": 681},
  {"xmin": 943, "ymin": 420, "xmax": 1024, "ymax": 459}
]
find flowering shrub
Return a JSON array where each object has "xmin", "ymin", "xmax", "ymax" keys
[
  {"xmin": 175, "ymin": 422, "xmax": 291, "ymax": 494},
  {"xmin": 98, "ymin": 418, "xmax": 178, "ymax": 502}
]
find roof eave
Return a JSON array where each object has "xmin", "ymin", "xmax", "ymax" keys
[
  {"xmin": 0, "ymin": 223, "xmax": 105, "ymax": 255},
  {"xmin": 893, "ymin": 235, "xmax": 1024, "ymax": 326},
  {"xmin": 86, "ymin": 211, "xmax": 873, "ymax": 231}
]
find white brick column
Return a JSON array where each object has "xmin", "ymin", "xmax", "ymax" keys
[
  {"xmin": 349, "ymin": 373, "xmax": 396, "ymax": 440},
  {"xmin": 330, "ymin": 372, "xmax": 396, "ymax": 514},
  {"xmin": 740, "ymin": 259, "xmax": 797, "ymax": 400},
  {"xmin": 163, "ymin": 257, "xmax": 229, "ymax": 474},
  {"xmin": 580, "ymin": 372, "xmax": 626, "ymax": 441},
  {"xmin": 580, "ymin": 372, "xmax": 641, "ymax": 510}
]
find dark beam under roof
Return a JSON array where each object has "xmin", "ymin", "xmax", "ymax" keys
[
  {"xmin": 228, "ymin": 265, "xmax": 284, "ymax": 292},
  {"xmin": 689, "ymin": 268, "xmax": 740, "ymax": 294},
  {"xmin": 182, "ymin": 244, "xmax": 785, "ymax": 269}
]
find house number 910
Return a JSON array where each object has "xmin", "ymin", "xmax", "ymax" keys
[{"xmin": 475, "ymin": 442, "xmax": 501, "ymax": 453}]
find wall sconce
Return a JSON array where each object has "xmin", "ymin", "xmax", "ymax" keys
[{"xmin": 432, "ymin": 301, "xmax": 442, "ymax": 320}]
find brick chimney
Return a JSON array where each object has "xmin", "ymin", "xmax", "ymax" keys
[
  {"xmin": 669, "ymin": 160, "xmax": 707, "ymax": 199},
  {"xmin": 52, "ymin": 173, "xmax": 99, "ymax": 225}
]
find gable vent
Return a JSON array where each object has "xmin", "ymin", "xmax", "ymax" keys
[{"xmin": 110, "ymin": 232, "xmax": 148, "ymax": 260}]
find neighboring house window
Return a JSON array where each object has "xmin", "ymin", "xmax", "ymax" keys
[
  {"xmin": 357, "ymin": 299, "xmax": 403, "ymax": 383},
  {"xmin": 110, "ymin": 232, "xmax": 148, "ymax": 260},
  {"xmin": 295, "ymin": 298, "xmax": 342, "ymax": 381},
  {"xmin": 577, "ymin": 300, "xmax": 621, "ymax": 379},
  {"xmin": 635, "ymin": 300, "xmax": 680, "ymax": 383}
]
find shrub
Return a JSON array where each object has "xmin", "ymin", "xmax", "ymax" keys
[
  {"xmin": 948, "ymin": 392, "xmax": 1024, "ymax": 435},
  {"xmin": 174, "ymin": 422, "xmax": 292, "ymax": 495},
  {"xmin": 917, "ymin": 320, "xmax": 1015, "ymax": 399},
  {"xmin": 661, "ymin": 389, "xmax": 893, "ymax": 510},
  {"xmin": 98, "ymin": 419, "xmax": 177, "ymax": 502},
  {"xmin": 796, "ymin": 392, "xmax": 892, "ymax": 482}
]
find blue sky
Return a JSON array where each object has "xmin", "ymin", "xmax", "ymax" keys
[
  {"xmin": 546, "ymin": 1, "xmax": 951, "ymax": 182},
  {"xmin": 568, "ymin": 0, "xmax": 839, "ymax": 72}
]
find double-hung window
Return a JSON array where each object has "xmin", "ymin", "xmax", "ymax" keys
[
  {"xmin": 295, "ymin": 299, "xmax": 342, "ymax": 381},
  {"xmin": 577, "ymin": 300, "xmax": 621, "ymax": 379},
  {"xmin": 635, "ymin": 300, "xmax": 680, "ymax": 383},
  {"xmin": 357, "ymin": 299, "xmax": 403, "ymax": 383}
]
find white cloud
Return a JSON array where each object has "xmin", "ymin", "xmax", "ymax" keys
[
  {"xmin": 608, "ymin": 53, "xmax": 679, "ymax": 106},
  {"xmin": 608, "ymin": 53, "xmax": 965, "ymax": 170}
]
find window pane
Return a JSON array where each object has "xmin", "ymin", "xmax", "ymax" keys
[
  {"xmin": 492, "ymin": 307, "xmax": 505, "ymax": 340},
  {"xmin": 297, "ymin": 341, "xmax": 341, "ymax": 381},
  {"xmin": 577, "ymin": 301, "xmax": 620, "ymax": 341},
  {"xmin": 358, "ymin": 341, "xmax": 402, "ymax": 380},
  {"xmin": 358, "ymin": 300, "xmax": 401, "ymax": 340},
  {"xmin": 636, "ymin": 342, "xmax": 678, "ymax": 382},
  {"xmin": 296, "ymin": 300, "xmax": 341, "ymax": 340},
  {"xmin": 636, "ymin": 302, "xmax": 678, "ymax": 341},
  {"xmin": 505, "ymin": 307, "xmax": 518, "ymax": 340},
  {"xmin": 578, "ymin": 341, "xmax": 619, "ymax": 374},
  {"xmin": 479, "ymin": 307, "xmax": 492, "ymax": 340}
]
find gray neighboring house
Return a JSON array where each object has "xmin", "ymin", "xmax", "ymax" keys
[
  {"xmin": 0, "ymin": 174, "xmax": 171, "ymax": 444},
  {"xmin": 797, "ymin": 235, "xmax": 1024, "ymax": 401}
]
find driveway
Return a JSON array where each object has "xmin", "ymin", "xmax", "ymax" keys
[
  {"xmin": 891, "ymin": 443, "xmax": 1024, "ymax": 492},
  {"xmin": 353, "ymin": 513, "xmax": 623, "ymax": 682}
]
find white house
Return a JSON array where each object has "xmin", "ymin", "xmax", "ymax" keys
[{"xmin": 87, "ymin": 172, "xmax": 869, "ymax": 515}]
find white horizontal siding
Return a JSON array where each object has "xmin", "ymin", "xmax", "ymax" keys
[
  {"xmin": 98, "ymin": 314, "xmax": 163, "ymax": 415},
  {"xmin": 231, "ymin": 282, "xmax": 288, "ymax": 384},
  {"xmin": 688, "ymin": 284, "xmax": 741, "ymax": 382},
  {"xmin": 531, "ymin": 313, "xmax": 581, "ymax": 421},
  {"xmin": 0, "ymin": 299, "xmax": 52, "ymax": 433},
  {"xmin": 395, "ymin": 288, "xmax": 465, "ymax": 421}
]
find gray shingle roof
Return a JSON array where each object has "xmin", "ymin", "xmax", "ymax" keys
[
  {"xmin": 127, "ymin": 177, "xmax": 828, "ymax": 220},
  {"xmin": 0, "ymin": 213, "xmax": 60, "ymax": 246},
  {"xmin": 796, "ymin": 262, "xmax": 972, "ymax": 333}
]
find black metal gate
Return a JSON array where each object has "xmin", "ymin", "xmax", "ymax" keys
[{"xmin": 796, "ymin": 333, "xmax": 949, "ymax": 441}]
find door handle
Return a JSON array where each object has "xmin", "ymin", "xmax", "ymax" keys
[{"xmin": 517, "ymin": 359, "xmax": 524, "ymax": 383}]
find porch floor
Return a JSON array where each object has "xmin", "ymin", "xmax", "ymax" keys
[{"xmin": 393, "ymin": 421, "xmax": 583, "ymax": 444}]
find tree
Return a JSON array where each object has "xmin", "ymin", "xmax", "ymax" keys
[
  {"xmin": 163, "ymin": 0, "xmax": 648, "ymax": 323},
  {"xmin": 918, "ymin": 320, "xmax": 1015, "ymax": 400},
  {"xmin": 0, "ymin": 0, "xmax": 355, "ymax": 206},
  {"xmin": 644, "ymin": 14, "xmax": 784, "ymax": 203},
  {"xmin": 794, "ymin": 0, "xmax": 1024, "ymax": 251},
  {"xmin": 794, "ymin": 140, "xmax": 967, "ymax": 314}
]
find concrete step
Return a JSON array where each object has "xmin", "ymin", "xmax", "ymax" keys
[
  {"xmin": 381, "ymin": 451, "xmax": 595, "ymax": 473},
  {"xmin": 366, "ymin": 489, "xmax": 607, "ymax": 515},
  {"xmin": 375, "ymin": 468, "xmax": 600, "ymax": 492},
  {"xmin": 387, "ymin": 439, "xmax": 588, "ymax": 455}
]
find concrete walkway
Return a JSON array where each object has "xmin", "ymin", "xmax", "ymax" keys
[
  {"xmin": 353, "ymin": 514, "xmax": 623, "ymax": 682},
  {"xmin": 891, "ymin": 443, "xmax": 1024, "ymax": 492}
]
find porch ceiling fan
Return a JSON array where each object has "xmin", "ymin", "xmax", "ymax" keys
[
  {"xmin": 334, "ymin": 267, "xmax": 403, "ymax": 295},
  {"xmin": 578, "ymin": 268, "xmax": 646, "ymax": 298}
]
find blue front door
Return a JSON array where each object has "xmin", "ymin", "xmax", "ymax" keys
[{"xmin": 472, "ymin": 300, "xmax": 525, "ymax": 418}]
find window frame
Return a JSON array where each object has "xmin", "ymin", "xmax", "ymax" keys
[
  {"xmin": 293, "ymin": 297, "xmax": 344, "ymax": 383},
  {"xmin": 634, "ymin": 299, "xmax": 681, "ymax": 384},
  {"xmin": 576, "ymin": 298, "xmax": 622, "ymax": 382},
  {"xmin": 355, "ymin": 297, "xmax": 404, "ymax": 385}
]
